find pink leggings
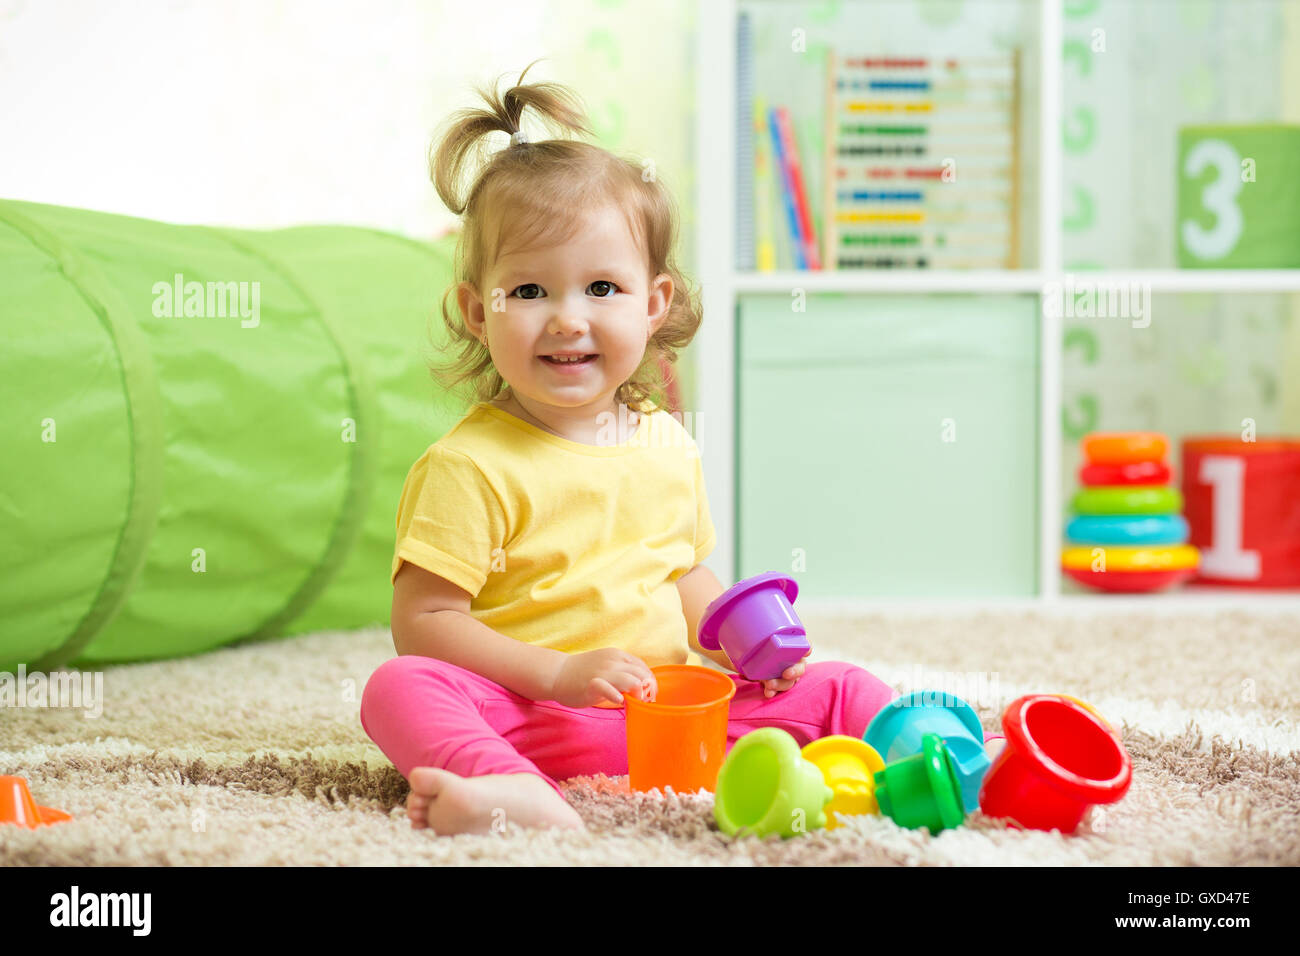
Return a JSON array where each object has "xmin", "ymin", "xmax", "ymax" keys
[{"xmin": 360, "ymin": 655, "xmax": 904, "ymax": 797}]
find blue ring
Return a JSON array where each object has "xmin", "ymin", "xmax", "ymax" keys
[{"xmin": 1066, "ymin": 513, "xmax": 1189, "ymax": 545}]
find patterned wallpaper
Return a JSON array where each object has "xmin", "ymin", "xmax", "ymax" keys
[{"xmin": 1060, "ymin": 0, "xmax": 1300, "ymax": 508}]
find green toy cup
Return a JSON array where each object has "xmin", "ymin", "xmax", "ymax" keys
[
  {"xmin": 872, "ymin": 733, "xmax": 967, "ymax": 834},
  {"xmin": 713, "ymin": 728, "xmax": 834, "ymax": 839}
]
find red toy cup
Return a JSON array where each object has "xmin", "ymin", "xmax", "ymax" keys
[{"xmin": 978, "ymin": 695, "xmax": 1131, "ymax": 834}]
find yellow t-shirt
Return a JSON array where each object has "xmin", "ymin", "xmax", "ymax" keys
[{"xmin": 392, "ymin": 402, "xmax": 716, "ymax": 667}]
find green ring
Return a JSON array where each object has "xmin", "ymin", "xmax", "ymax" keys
[{"xmin": 1072, "ymin": 485, "xmax": 1183, "ymax": 516}]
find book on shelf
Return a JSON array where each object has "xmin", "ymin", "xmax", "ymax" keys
[
  {"xmin": 747, "ymin": 100, "xmax": 822, "ymax": 272},
  {"xmin": 752, "ymin": 94, "xmax": 777, "ymax": 271},
  {"xmin": 737, "ymin": 9, "xmax": 820, "ymax": 272},
  {"xmin": 759, "ymin": 102, "xmax": 821, "ymax": 270},
  {"xmin": 773, "ymin": 105, "xmax": 821, "ymax": 270},
  {"xmin": 735, "ymin": 10, "xmax": 755, "ymax": 271}
]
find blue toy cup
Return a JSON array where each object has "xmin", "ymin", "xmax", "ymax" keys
[{"xmin": 863, "ymin": 689, "xmax": 990, "ymax": 812}]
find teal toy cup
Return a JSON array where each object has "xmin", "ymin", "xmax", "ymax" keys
[
  {"xmin": 864, "ymin": 689, "xmax": 990, "ymax": 812},
  {"xmin": 713, "ymin": 728, "xmax": 834, "ymax": 839},
  {"xmin": 872, "ymin": 733, "xmax": 966, "ymax": 834}
]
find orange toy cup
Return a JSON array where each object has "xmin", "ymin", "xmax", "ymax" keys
[
  {"xmin": 625, "ymin": 665, "xmax": 737, "ymax": 794},
  {"xmin": 0, "ymin": 776, "xmax": 72, "ymax": 828}
]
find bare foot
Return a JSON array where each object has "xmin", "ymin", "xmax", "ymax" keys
[{"xmin": 405, "ymin": 767, "xmax": 586, "ymax": 836}]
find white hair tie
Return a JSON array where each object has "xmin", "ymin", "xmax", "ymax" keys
[{"xmin": 510, "ymin": 129, "xmax": 530, "ymax": 147}]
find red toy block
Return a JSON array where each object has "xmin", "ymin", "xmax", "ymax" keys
[{"xmin": 1182, "ymin": 437, "xmax": 1300, "ymax": 588}]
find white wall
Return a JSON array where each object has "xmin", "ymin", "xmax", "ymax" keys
[{"xmin": 0, "ymin": 0, "xmax": 693, "ymax": 243}]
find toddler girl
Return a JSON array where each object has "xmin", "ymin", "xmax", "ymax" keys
[{"xmin": 360, "ymin": 64, "xmax": 902, "ymax": 836}]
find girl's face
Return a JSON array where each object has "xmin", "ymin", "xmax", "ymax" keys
[{"xmin": 461, "ymin": 203, "xmax": 673, "ymax": 429}]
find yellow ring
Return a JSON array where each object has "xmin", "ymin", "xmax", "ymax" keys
[{"xmin": 1060, "ymin": 544, "xmax": 1199, "ymax": 572}]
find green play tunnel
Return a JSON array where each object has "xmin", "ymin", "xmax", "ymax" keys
[{"xmin": 0, "ymin": 199, "xmax": 469, "ymax": 671}]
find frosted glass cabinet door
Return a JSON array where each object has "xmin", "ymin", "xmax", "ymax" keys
[{"xmin": 738, "ymin": 295, "xmax": 1040, "ymax": 598}]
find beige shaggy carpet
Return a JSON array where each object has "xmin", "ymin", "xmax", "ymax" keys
[{"xmin": 3, "ymin": 609, "xmax": 1299, "ymax": 866}]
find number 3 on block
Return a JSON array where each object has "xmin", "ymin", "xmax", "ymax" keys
[
  {"xmin": 1180, "ymin": 139, "xmax": 1243, "ymax": 262},
  {"xmin": 1177, "ymin": 124, "xmax": 1300, "ymax": 268}
]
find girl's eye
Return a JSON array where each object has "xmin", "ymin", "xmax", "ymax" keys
[{"xmin": 510, "ymin": 282, "xmax": 618, "ymax": 298}]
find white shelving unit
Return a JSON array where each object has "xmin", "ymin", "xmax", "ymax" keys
[{"xmin": 693, "ymin": 0, "xmax": 1300, "ymax": 612}]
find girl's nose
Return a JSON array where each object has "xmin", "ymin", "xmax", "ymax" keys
[{"xmin": 547, "ymin": 300, "xmax": 591, "ymax": 334}]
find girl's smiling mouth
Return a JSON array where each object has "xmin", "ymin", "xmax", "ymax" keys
[{"xmin": 539, "ymin": 353, "xmax": 598, "ymax": 369}]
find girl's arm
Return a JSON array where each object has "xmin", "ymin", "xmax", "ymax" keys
[
  {"xmin": 677, "ymin": 564, "xmax": 733, "ymax": 671},
  {"xmin": 392, "ymin": 561, "xmax": 566, "ymax": 702}
]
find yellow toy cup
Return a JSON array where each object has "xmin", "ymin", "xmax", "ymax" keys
[
  {"xmin": 625, "ymin": 665, "xmax": 737, "ymax": 793},
  {"xmin": 801, "ymin": 736, "xmax": 886, "ymax": 828}
]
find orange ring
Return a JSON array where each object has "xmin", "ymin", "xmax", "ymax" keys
[{"xmin": 1082, "ymin": 432, "xmax": 1168, "ymax": 466}]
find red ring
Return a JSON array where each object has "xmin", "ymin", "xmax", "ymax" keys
[
  {"xmin": 1063, "ymin": 566, "xmax": 1195, "ymax": 592},
  {"xmin": 1079, "ymin": 460, "xmax": 1172, "ymax": 487}
]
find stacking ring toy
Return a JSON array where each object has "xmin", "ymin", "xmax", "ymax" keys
[
  {"xmin": 1063, "ymin": 566, "xmax": 1196, "ymax": 592},
  {"xmin": 1065, "ymin": 514, "xmax": 1189, "ymax": 546},
  {"xmin": 1079, "ymin": 460, "xmax": 1172, "ymax": 486},
  {"xmin": 1082, "ymin": 432, "xmax": 1168, "ymax": 465},
  {"xmin": 1061, "ymin": 544, "xmax": 1199, "ymax": 572},
  {"xmin": 1071, "ymin": 485, "xmax": 1183, "ymax": 516}
]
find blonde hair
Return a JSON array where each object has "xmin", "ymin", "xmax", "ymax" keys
[{"xmin": 426, "ymin": 60, "xmax": 701, "ymax": 414}]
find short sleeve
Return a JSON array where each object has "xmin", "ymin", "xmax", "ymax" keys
[
  {"xmin": 693, "ymin": 450, "xmax": 717, "ymax": 565},
  {"xmin": 392, "ymin": 445, "xmax": 507, "ymax": 596}
]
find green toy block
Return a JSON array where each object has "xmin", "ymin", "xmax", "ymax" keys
[{"xmin": 1177, "ymin": 124, "xmax": 1300, "ymax": 268}]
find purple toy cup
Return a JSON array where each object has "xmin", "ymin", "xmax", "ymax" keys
[{"xmin": 698, "ymin": 573, "xmax": 811, "ymax": 681}]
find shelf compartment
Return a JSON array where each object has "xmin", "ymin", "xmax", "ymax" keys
[{"xmin": 738, "ymin": 293, "xmax": 1040, "ymax": 598}]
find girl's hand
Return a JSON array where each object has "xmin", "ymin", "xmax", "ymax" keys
[
  {"xmin": 761, "ymin": 659, "xmax": 807, "ymax": 698},
  {"xmin": 550, "ymin": 648, "xmax": 657, "ymax": 709}
]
